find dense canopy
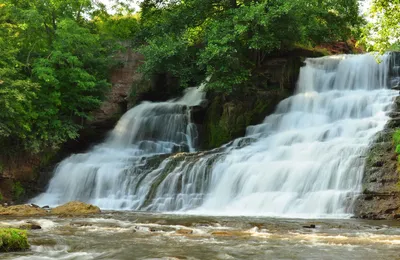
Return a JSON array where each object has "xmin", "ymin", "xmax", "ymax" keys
[{"xmin": 0, "ymin": 0, "xmax": 398, "ymax": 155}]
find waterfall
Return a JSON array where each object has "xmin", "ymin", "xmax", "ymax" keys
[
  {"xmin": 33, "ymin": 53, "xmax": 398, "ymax": 218},
  {"xmin": 194, "ymin": 54, "xmax": 397, "ymax": 218},
  {"xmin": 32, "ymin": 86, "xmax": 206, "ymax": 208}
]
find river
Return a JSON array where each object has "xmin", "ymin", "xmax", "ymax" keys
[{"xmin": 1, "ymin": 212, "xmax": 400, "ymax": 259}]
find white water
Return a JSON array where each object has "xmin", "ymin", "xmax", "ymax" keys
[
  {"xmin": 193, "ymin": 54, "xmax": 397, "ymax": 218},
  {"xmin": 32, "ymin": 86, "xmax": 206, "ymax": 208},
  {"xmin": 33, "ymin": 54, "xmax": 398, "ymax": 218}
]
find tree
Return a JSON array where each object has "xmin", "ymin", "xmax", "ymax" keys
[
  {"xmin": 0, "ymin": 0, "xmax": 113, "ymax": 152},
  {"xmin": 136, "ymin": 0, "xmax": 362, "ymax": 92},
  {"xmin": 361, "ymin": 0, "xmax": 400, "ymax": 52}
]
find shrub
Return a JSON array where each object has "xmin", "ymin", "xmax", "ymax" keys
[{"xmin": 0, "ymin": 228, "xmax": 29, "ymax": 252}]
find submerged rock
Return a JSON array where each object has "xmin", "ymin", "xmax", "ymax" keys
[
  {"xmin": 302, "ymin": 224, "xmax": 316, "ymax": 229},
  {"xmin": 19, "ymin": 221, "xmax": 42, "ymax": 230},
  {"xmin": 0, "ymin": 204, "xmax": 47, "ymax": 216},
  {"xmin": 50, "ymin": 201, "xmax": 101, "ymax": 215},
  {"xmin": 176, "ymin": 228, "xmax": 193, "ymax": 235},
  {"xmin": 210, "ymin": 230, "xmax": 251, "ymax": 237}
]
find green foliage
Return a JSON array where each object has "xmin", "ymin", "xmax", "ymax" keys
[
  {"xmin": 12, "ymin": 182, "xmax": 25, "ymax": 201},
  {"xmin": 0, "ymin": 0, "xmax": 114, "ymax": 153},
  {"xmin": 95, "ymin": 14, "xmax": 140, "ymax": 40},
  {"xmin": 360, "ymin": 0, "xmax": 400, "ymax": 52},
  {"xmin": 0, "ymin": 228, "xmax": 29, "ymax": 252},
  {"xmin": 137, "ymin": 0, "xmax": 362, "ymax": 92},
  {"xmin": 393, "ymin": 129, "xmax": 400, "ymax": 164},
  {"xmin": 0, "ymin": 192, "xmax": 3, "ymax": 202}
]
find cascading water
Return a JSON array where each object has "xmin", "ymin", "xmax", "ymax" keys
[
  {"xmin": 194, "ymin": 54, "xmax": 397, "ymax": 218},
  {"xmin": 32, "ymin": 86, "xmax": 206, "ymax": 208},
  {"xmin": 33, "ymin": 53, "xmax": 399, "ymax": 218}
]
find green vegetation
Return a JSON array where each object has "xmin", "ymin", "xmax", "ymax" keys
[
  {"xmin": 393, "ymin": 129, "xmax": 400, "ymax": 186},
  {"xmin": 136, "ymin": 0, "xmax": 362, "ymax": 92},
  {"xmin": 12, "ymin": 182, "xmax": 25, "ymax": 201},
  {"xmin": 0, "ymin": 0, "xmax": 133, "ymax": 154},
  {"xmin": 1, "ymin": 0, "xmax": 399, "ymax": 158},
  {"xmin": 392, "ymin": 129, "xmax": 400, "ymax": 189},
  {"xmin": 394, "ymin": 129, "xmax": 400, "ymax": 158},
  {"xmin": 0, "ymin": 228, "xmax": 29, "ymax": 252},
  {"xmin": 360, "ymin": 0, "xmax": 400, "ymax": 52}
]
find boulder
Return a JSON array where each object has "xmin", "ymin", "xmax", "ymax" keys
[
  {"xmin": 19, "ymin": 221, "xmax": 42, "ymax": 230},
  {"xmin": 0, "ymin": 204, "xmax": 47, "ymax": 216},
  {"xmin": 50, "ymin": 201, "xmax": 100, "ymax": 215}
]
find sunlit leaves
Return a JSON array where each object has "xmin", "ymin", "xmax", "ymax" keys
[
  {"xmin": 0, "ymin": 0, "xmax": 111, "ymax": 153},
  {"xmin": 361, "ymin": 0, "xmax": 400, "ymax": 52},
  {"xmin": 138, "ymin": 0, "xmax": 361, "ymax": 92}
]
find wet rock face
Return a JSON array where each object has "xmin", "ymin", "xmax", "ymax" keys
[
  {"xmin": 389, "ymin": 52, "xmax": 400, "ymax": 89},
  {"xmin": 201, "ymin": 53, "xmax": 312, "ymax": 149},
  {"xmin": 203, "ymin": 88, "xmax": 291, "ymax": 149},
  {"xmin": 354, "ymin": 52, "xmax": 400, "ymax": 220},
  {"xmin": 354, "ymin": 124, "xmax": 400, "ymax": 219}
]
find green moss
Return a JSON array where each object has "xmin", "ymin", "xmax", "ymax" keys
[
  {"xmin": 392, "ymin": 129, "xmax": 400, "ymax": 190},
  {"xmin": 203, "ymin": 89, "xmax": 290, "ymax": 149},
  {"xmin": 12, "ymin": 182, "xmax": 25, "ymax": 201},
  {"xmin": 0, "ymin": 228, "xmax": 29, "ymax": 252},
  {"xmin": 207, "ymin": 123, "xmax": 231, "ymax": 149},
  {"xmin": 394, "ymin": 130, "xmax": 400, "ymax": 146}
]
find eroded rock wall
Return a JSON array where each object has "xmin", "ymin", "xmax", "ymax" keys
[{"xmin": 354, "ymin": 52, "xmax": 400, "ymax": 220}]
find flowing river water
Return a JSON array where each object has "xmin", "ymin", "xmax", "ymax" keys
[
  {"xmin": 5, "ymin": 53, "xmax": 398, "ymax": 259},
  {"xmin": 1, "ymin": 212, "xmax": 400, "ymax": 260}
]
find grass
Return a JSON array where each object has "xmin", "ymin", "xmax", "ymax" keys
[{"xmin": 0, "ymin": 228, "xmax": 29, "ymax": 252}]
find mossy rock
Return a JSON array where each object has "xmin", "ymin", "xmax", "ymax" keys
[
  {"xmin": 0, "ymin": 205, "xmax": 47, "ymax": 216},
  {"xmin": 203, "ymin": 89, "xmax": 290, "ymax": 149},
  {"xmin": 0, "ymin": 228, "xmax": 29, "ymax": 252},
  {"xmin": 50, "ymin": 201, "xmax": 100, "ymax": 215}
]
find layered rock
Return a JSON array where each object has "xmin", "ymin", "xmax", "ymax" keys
[{"xmin": 354, "ymin": 52, "xmax": 400, "ymax": 220}]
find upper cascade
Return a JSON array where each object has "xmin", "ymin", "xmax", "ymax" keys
[{"xmin": 33, "ymin": 53, "xmax": 399, "ymax": 218}]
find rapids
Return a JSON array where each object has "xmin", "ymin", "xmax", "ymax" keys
[
  {"xmin": 1, "ymin": 212, "xmax": 400, "ymax": 260},
  {"xmin": 32, "ymin": 53, "xmax": 399, "ymax": 218}
]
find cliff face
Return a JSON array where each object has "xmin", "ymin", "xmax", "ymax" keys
[
  {"xmin": 354, "ymin": 52, "xmax": 400, "ymax": 220},
  {"xmin": 201, "ymin": 51, "xmax": 319, "ymax": 149}
]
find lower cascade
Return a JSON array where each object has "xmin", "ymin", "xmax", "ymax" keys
[{"xmin": 33, "ymin": 53, "xmax": 399, "ymax": 218}]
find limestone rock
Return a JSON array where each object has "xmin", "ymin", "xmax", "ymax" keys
[
  {"xmin": 50, "ymin": 201, "xmax": 100, "ymax": 215},
  {"xmin": 0, "ymin": 204, "xmax": 47, "ymax": 216}
]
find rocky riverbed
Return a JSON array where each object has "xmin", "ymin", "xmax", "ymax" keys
[{"xmin": 1, "ymin": 211, "xmax": 400, "ymax": 259}]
